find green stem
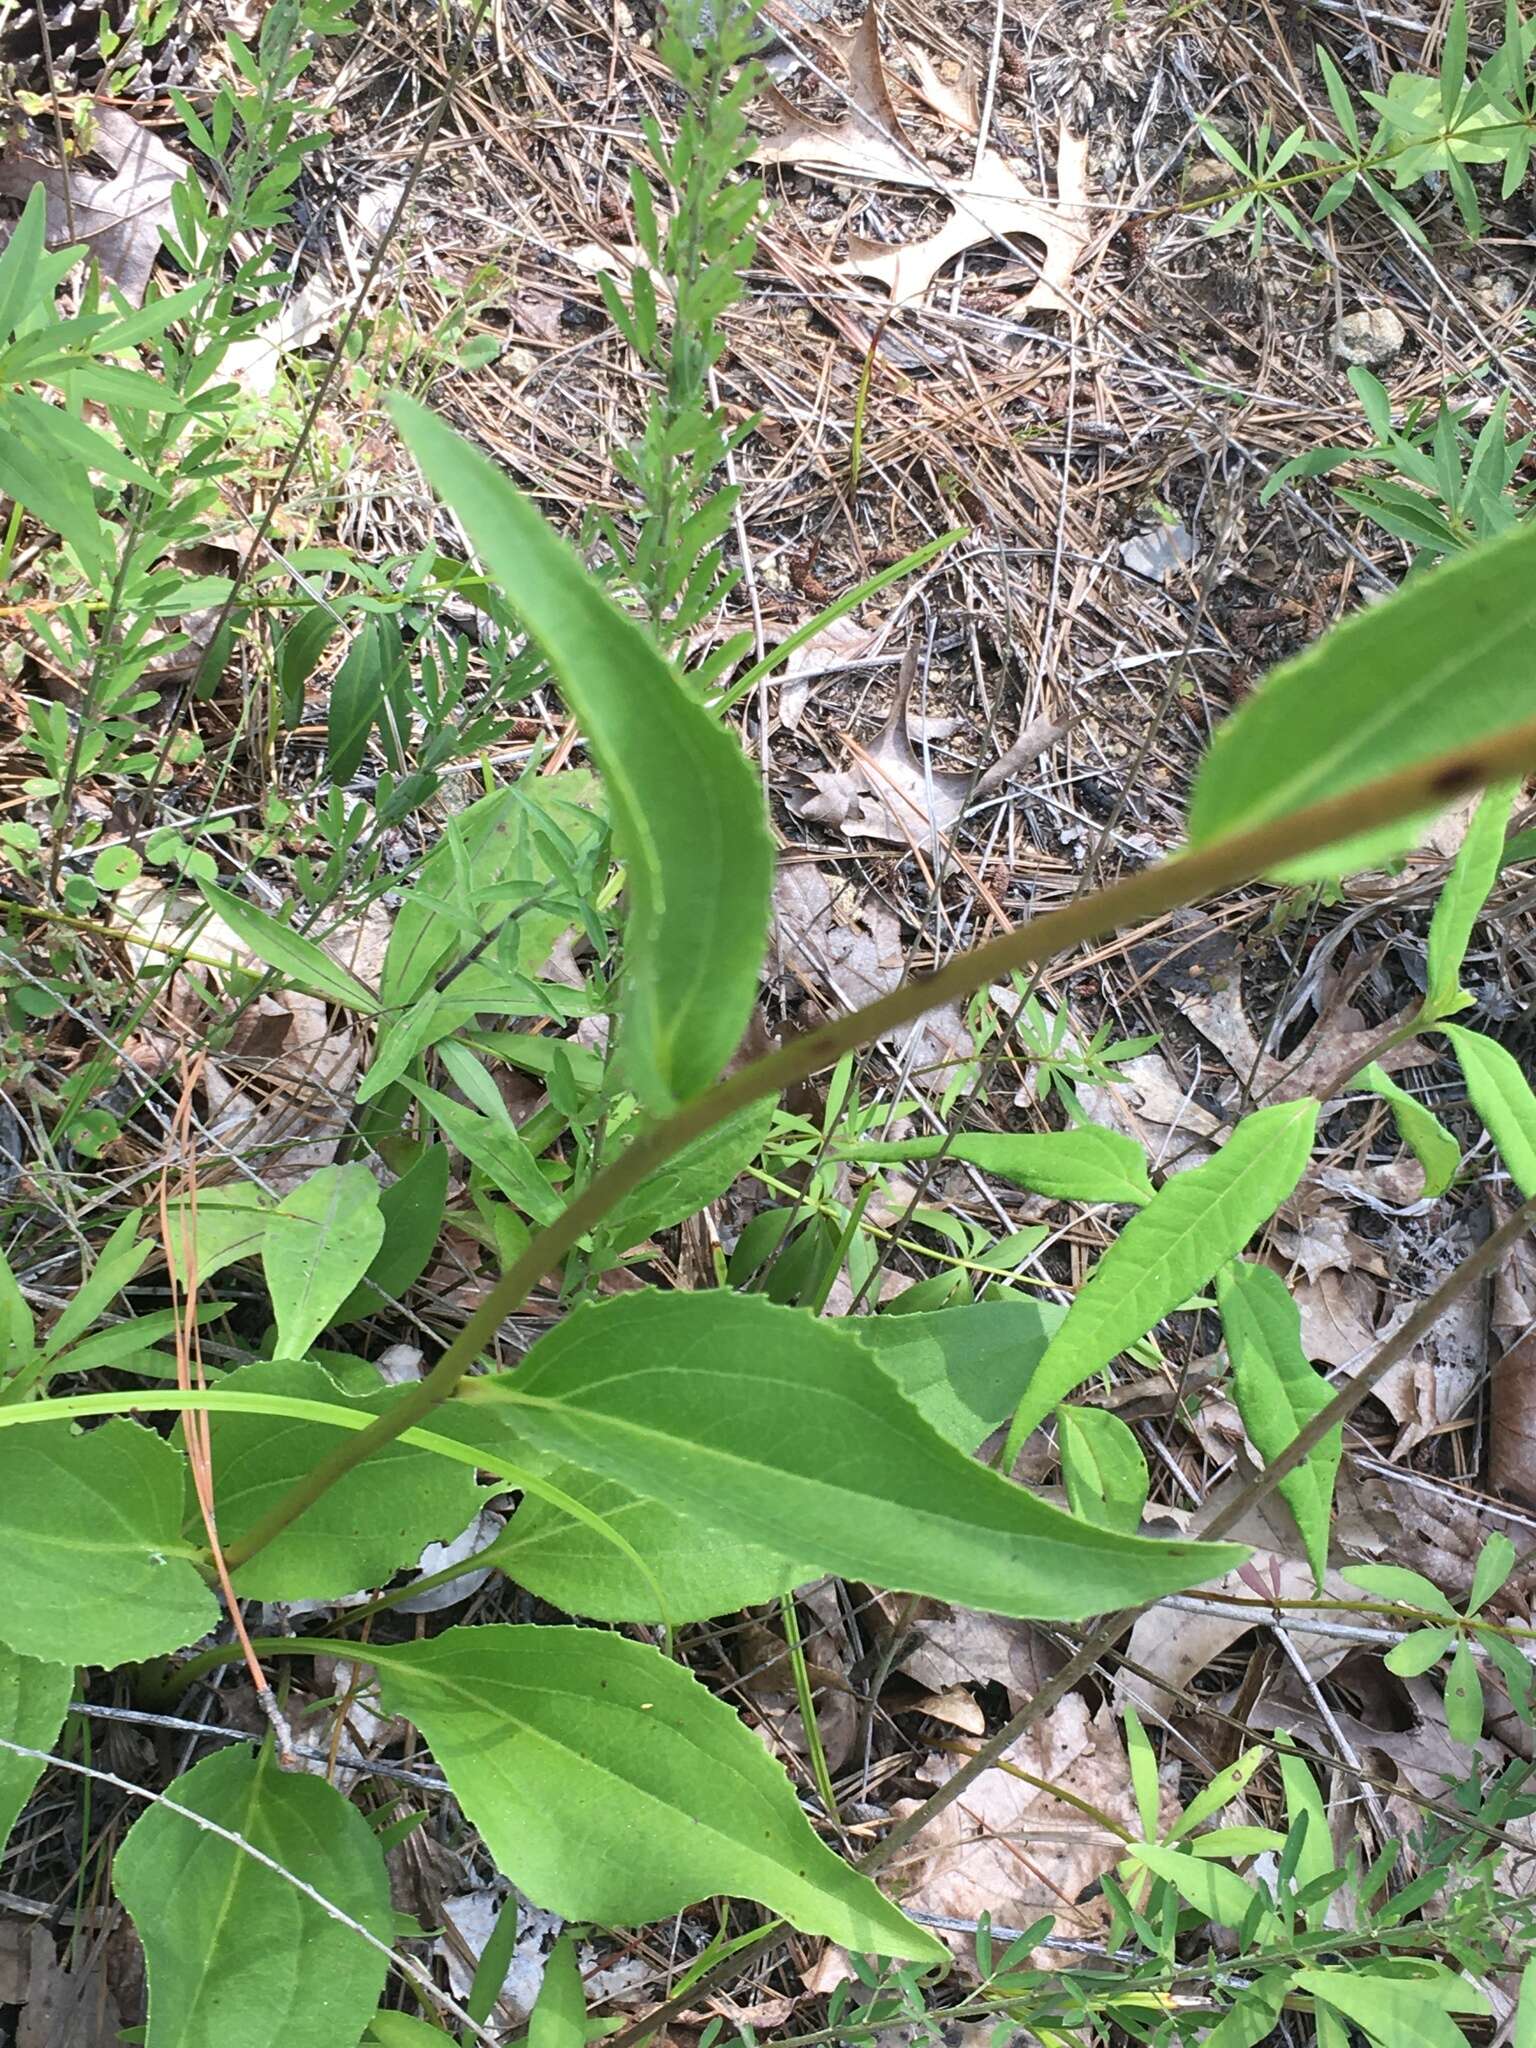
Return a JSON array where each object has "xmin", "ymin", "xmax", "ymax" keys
[{"xmin": 219, "ymin": 710, "xmax": 1536, "ymax": 1572}]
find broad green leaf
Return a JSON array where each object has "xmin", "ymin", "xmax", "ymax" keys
[
  {"xmin": 1296, "ymin": 1968, "xmax": 1481, "ymax": 2048},
  {"xmin": 1058, "ymin": 1406, "xmax": 1148, "ymax": 1534},
  {"xmin": 0, "ymin": 1420, "xmax": 216, "ymax": 1663},
  {"xmin": 198, "ymin": 1360, "xmax": 482, "ymax": 1603},
  {"xmin": 1385, "ymin": 1625, "xmax": 1455, "ymax": 1677},
  {"xmin": 392, "ymin": 398, "xmax": 774, "ymax": 1109},
  {"xmin": 530, "ymin": 1932, "xmax": 586, "ymax": 2048},
  {"xmin": 162, "ymin": 1185, "xmax": 269, "ymax": 1289},
  {"xmin": 1517, "ymin": 1960, "xmax": 1536, "ymax": 2048},
  {"xmin": 368, "ymin": 1625, "xmax": 942, "ymax": 1959},
  {"xmin": 1216, "ymin": 1260, "xmax": 1340, "ymax": 1589},
  {"xmin": 1340, "ymin": 1563, "xmax": 1457, "ymax": 1616},
  {"xmin": 1123, "ymin": 1702, "xmax": 1160, "ymax": 1839},
  {"xmin": 1443, "ymin": 1634, "xmax": 1483, "ymax": 1745},
  {"xmin": 1202, "ymin": 1979, "xmax": 1288, "ymax": 2048},
  {"xmin": 492, "ymin": 1464, "xmax": 804, "ymax": 1623},
  {"xmin": 1187, "ymin": 522, "xmax": 1536, "ymax": 878},
  {"xmin": 263, "ymin": 1165, "xmax": 385, "ymax": 1361},
  {"xmin": 1424, "ymin": 782, "xmax": 1516, "ymax": 1018},
  {"xmin": 197, "ymin": 883, "xmax": 381, "ymax": 1012},
  {"xmin": 1348, "ymin": 1063, "xmax": 1460, "ymax": 1199},
  {"xmin": 1008, "ymin": 1100, "xmax": 1319, "ymax": 1450},
  {"xmin": 834, "ymin": 1128, "xmax": 1154, "ymax": 1206},
  {"xmin": 0, "ymin": 1646, "xmax": 70, "ymax": 1855},
  {"xmin": 0, "ymin": 417, "xmax": 108, "ymax": 575},
  {"xmin": 593, "ymin": 1095, "xmax": 778, "ymax": 1262},
  {"xmin": 327, "ymin": 613, "xmax": 398, "ymax": 783},
  {"xmin": 0, "ymin": 185, "xmax": 48, "ymax": 338},
  {"xmin": 858, "ymin": 1299, "xmax": 1065, "ymax": 1451},
  {"xmin": 0, "ymin": 1239, "xmax": 36, "ymax": 1379},
  {"xmin": 115, "ymin": 1746, "xmax": 391, "ymax": 2048},
  {"xmin": 334, "ymin": 1144, "xmax": 450, "ymax": 1323},
  {"xmin": 1442, "ymin": 1024, "xmax": 1536, "ymax": 1195},
  {"xmin": 463, "ymin": 1291, "xmax": 1247, "ymax": 1621},
  {"xmin": 378, "ymin": 771, "xmax": 602, "ymax": 1009},
  {"xmin": 1123, "ymin": 1842, "xmax": 1272, "ymax": 1933}
]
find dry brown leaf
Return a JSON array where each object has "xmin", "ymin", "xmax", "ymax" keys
[
  {"xmin": 0, "ymin": 106, "xmax": 193, "ymax": 304},
  {"xmin": 790, "ymin": 646, "xmax": 1061, "ymax": 845},
  {"xmin": 898, "ymin": 1604, "xmax": 1062, "ymax": 1708},
  {"xmin": 222, "ymin": 276, "xmax": 342, "ymax": 396},
  {"xmin": 1490, "ymin": 1199, "xmax": 1536, "ymax": 1502},
  {"xmin": 889, "ymin": 1695, "xmax": 1135, "ymax": 1965},
  {"xmin": 906, "ymin": 48, "xmax": 980, "ymax": 133},
  {"xmin": 1070, "ymin": 1047, "xmax": 1226, "ymax": 1171},
  {"xmin": 755, "ymin": 4, "xmax": 924, "ymax": 187},
  {"xmin": 772, "ymin": 862, "xmax": 970, "ymax": 1083},
  {"xmin": 913, "ymin": 1685, "xmax": 988, "ymax": 1735},
  {"xmin": 778, "ymin": 615, "xmax": 889, "ymax": 732},
  {"xmin": 1371, "ymin": 1287, "xmax": 1484, "ymax": 1457},
  {"xmin": 756, "ymin": 5, "xmax": 1089, "ymax": 312},
  {"xmin": 1119, "ymin": 1555, "xmax": 1358, "ymax": 1723},
  {"xmin": 841, "ymin": 132, "xmax": 1090, "ymax": 312},
  {"xmin": 13, "ymin": 1924, "xmax": 122, "ymax": 2048}
]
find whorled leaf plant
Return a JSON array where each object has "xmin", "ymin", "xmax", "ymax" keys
[{"xmin": 4, "ymin": 406, "xmax": 1536, "ymax": 2039}]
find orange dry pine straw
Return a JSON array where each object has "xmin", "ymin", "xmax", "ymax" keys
[{"xmin": 155, "ymin": 1053, "xmax": 296, "ymax": 1766}]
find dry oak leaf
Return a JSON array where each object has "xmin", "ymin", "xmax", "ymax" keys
[
  {"xmin": 754, "ymin": 3, "xmax": 1090, "ymax": 311},
  {"xmin": 754, "ymin": 3, "xmax": 925, "ymax": 188},
  {"xmin": 842, "ymin": 132, "xmax": 1091, "ymax": 312}
]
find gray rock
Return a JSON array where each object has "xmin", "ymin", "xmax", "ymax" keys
[{"xmin": 1333, "ymin": 305, "xmax": 1406, "ymax": 368}]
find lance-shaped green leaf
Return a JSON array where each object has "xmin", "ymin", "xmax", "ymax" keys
[
  {"xmin": 0, "ymin": 1419, "xmax": 216, "ymax": 1665},
  {"xmin": 197, "ymin": 883, "xmax": 381, "ymax": 1013},
  {"xmin": 193, "ymin": 1360, "xmax": 483, "ymax": 1603},
  {"xmin": 1347, "ymin": 1063, "xmax": 1459, "ymax": 1199},
  {"xmin": 1424, "ymin": 782, "xmax": 1517, "ymax": 1019},
  {"xmin": 833, "ymin": 1127, "xmax": 1154, "ymax": 1207},
  {"xmin": 1187, "ymin": 521, "xmax": 1536, "ymax": 878},
  {"xmin": 529, "ymin": 1933, "xmax": 587, "ymax": 2048},
  {"xmin": 115, "ymin": 1746, "xmax": 391, "ymax": 2048},
  {"xmin": 1124, "ymin": 1842, "xmax": 1273, "ymax": 1934},
  {"xmin": 392, "ymin": 397, "xmax": 773, "ymax": 1109},
  {"xmin": 1006, "ymin": 1099, "xmax": 1319, "ymax": 1452},
  {"xmin": 263, "ymin": 1164, "xmax": 385, "ymax": 1361},
  {"xmin": 0, "ymin": 1646, "xmax": 70, "ymax": 1855},
  {"xmin": 1441, "ymin": 1024, "xmax": 1536, "ymax": 1195},
  {"xmin": 368, "ymin": 1625, "xmax": 942, "ymax": 1959},
  {"xmin": 1216, "ymin": 1260, "xmax": 1341, "ymax": 1589},
  {"xmin": 460, "ymin": 1292, "xmax": 1245, "ymax": 1621}
]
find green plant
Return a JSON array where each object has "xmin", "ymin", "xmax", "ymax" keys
[
  {"xmin": 1187, "ymin": 0, "xmax": 1536, "ymax": 250},
  {"xmin": 11, "ymin": 5, "xmax": 1536, "ymax": 2042},
  {"xmin": 1264, "ymin": 367, "xmax": 1534, "ymax": 563},
  {"xmin": 594, "ymin": 0, "xmax": 765, "ymax": 661},
  {"xmin": 0, "ymin": 389, "xmax": 1533, "ymax": 2045}
]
